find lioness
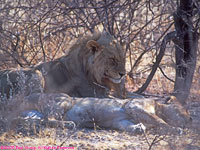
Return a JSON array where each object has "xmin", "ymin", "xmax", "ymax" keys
[
  {"xmin": 3, "ymin": 93, "xmax": 190, "ymax": 134},
  {"xmin": 0, "ymin": 32, "xmax": 125, "ymax": 98}
]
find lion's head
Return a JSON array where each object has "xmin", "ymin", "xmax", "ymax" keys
[
  {"xmin": 42, "ymin": 31, "xmax": 127, "ymax": 97},
  {"xmin": 83, "ymin": 32, "xmax": 126, "ymax": 87}
]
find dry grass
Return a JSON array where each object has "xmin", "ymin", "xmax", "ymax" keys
[{"xmin": 0, "ymin": 126, "xmax": 200, "ymax": 150}]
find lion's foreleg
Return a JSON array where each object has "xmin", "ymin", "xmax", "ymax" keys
[{"xmin": 111, "ymin": 119, "xmax": 146, "ymax": 134}]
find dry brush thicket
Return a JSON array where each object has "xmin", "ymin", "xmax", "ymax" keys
[{"xmin": 0, "ymin": 0, "xmax": 199, "ymax": 96}]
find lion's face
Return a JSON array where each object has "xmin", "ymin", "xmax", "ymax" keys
[
  {"xmin": 86, "ymin": 34, "xmax": 126, "ymax": 86},
  {"xmin": 103, "ymin": 43, "xmax": 126, "ymax": 84}
]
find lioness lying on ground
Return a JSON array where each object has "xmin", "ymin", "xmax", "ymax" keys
[
  {"xmin": 0, "ymin": 31, "xmax": 125, "ymax": 98},
  {"xmin": 2, "ymin": 93, "xmax": 190, "ymax": 134}
]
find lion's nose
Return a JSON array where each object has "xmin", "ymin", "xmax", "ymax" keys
[{"xmin": 119, "ymin": 72, "xmax": 125, "ymax": 78}]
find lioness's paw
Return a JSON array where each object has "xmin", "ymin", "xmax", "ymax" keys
[
  {"xmin": 128, "ymin": 123, "xmax": 146, "ymax": 135},
  {"xmin": 113, "ymin": 120, "xmax": 146, "ymax": 134}
]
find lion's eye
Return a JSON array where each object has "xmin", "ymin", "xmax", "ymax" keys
[
  {"xmin": 109, "ymin": 58, "xmax": 116, "ymax": 65},
  {"xmin": 109, "ymin": 58, "xmax": 115, "ymax": 62}
]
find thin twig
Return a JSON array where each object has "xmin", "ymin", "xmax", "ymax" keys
[{"xmin": 158, "ymin": 66, "xmax": 175, "ymax": 83}]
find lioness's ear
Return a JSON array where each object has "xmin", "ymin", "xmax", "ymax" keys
[{"xmin": 86, "ymin": 40, "xmax": 101, "ymax": 53}]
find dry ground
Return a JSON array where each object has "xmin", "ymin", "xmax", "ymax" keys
[{"xmin": 0, "ymin": 121, "xmax": 200, "ymax": 150}]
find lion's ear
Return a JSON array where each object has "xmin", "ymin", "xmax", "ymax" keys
[{"xmin": 86, "ymin": 40, "xmax": 101, "ymax": 53}]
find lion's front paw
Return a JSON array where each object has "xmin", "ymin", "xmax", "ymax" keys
[
  {"xmin": 127, "ymin": 123, "xmax": 146, "ymax": 135},
  {"xmin": 113, "ymin": 120, "xmax": 146, "ymax": 134}
]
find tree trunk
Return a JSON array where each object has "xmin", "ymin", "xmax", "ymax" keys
[{"xmin": 173, "ymin": 0, "xmax": 198, "ymax": 105}]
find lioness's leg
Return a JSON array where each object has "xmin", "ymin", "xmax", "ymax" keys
[{"xmin": 111, "ymin": 119, "xmax": 146, "ymax": 134}]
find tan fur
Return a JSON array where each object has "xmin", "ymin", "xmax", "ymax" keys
[
  {"xmin": 124, "ymin": 98, "xmax": 191, "ymax": 132},
  {"xmin": 0, "ymin": 32, "xmax": 126, "ymax": 98},
  {"xmin": 1, "ymin": 93, "xmax": 191, "ymax": 134}
]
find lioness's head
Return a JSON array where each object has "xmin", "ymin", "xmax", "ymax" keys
[{"xmin": 85, "ymin": 32, "xmax": 126, "ymax": 86}]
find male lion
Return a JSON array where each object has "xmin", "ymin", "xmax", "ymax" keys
[{"xmin": 0, "ymin": 32, "xmax": 126, "ymax": 98}]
